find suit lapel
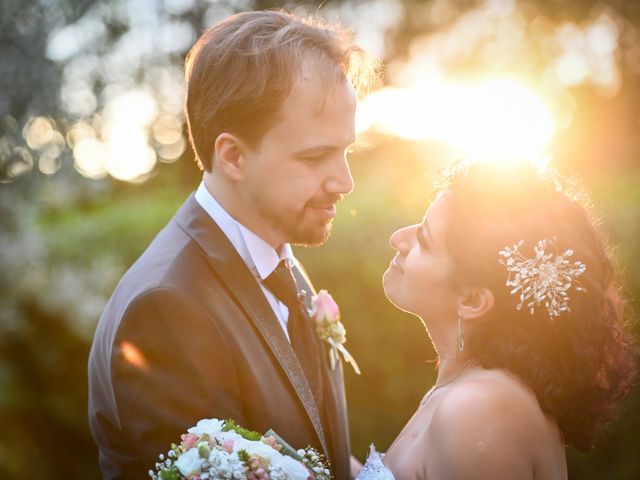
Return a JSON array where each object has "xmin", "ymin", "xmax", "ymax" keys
[
  {"xmin": 173, "ymin": 195, "xmax": 329, "ymax": 459},
  {"xmin": 292, "ymin": 264, "xmax": 350, "ymax": 478}
]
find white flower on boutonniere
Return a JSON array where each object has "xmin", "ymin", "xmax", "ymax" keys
[{"xmin": 310, "ymin": 290, "xmax": 361, "ymax": 375}]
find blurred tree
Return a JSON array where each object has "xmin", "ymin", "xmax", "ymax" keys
[{"xmin": 0, "ymin": 0, "xmax": 99, "ymax": 181}]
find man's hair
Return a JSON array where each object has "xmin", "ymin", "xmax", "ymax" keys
[{"xmin": 184, "ymin": 10, "xmax": 377, "ymax": 171}]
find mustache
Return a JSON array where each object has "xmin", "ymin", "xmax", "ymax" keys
[{"xmin": 306, "ymin": 194, "xmax": 343, "ymax": 208}]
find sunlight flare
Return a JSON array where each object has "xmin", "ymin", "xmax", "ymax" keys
[
  {"xmin": 71, "ymin": 90, "xmax": 161, "ymax": 182},
  {"xmin": 357, "ymin": 76, "xmax": 557, "ymax": 163}
]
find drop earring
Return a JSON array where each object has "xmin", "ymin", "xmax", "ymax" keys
[{"xmin": 457, "ymin": 311, "xmax": 465, "ymax": 352}]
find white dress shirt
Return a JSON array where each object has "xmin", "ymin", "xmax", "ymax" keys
[{"xmin": 194, "ymin": 181, "xmax": 294, "ymax": 340}]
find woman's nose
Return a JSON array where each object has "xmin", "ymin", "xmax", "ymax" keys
[{"xmin": 389, "ymin": 225, "xmax": 415, "ymax": 252}]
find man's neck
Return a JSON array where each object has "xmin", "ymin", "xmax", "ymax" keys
[{"xmin": 202, "ymin": 172, "xmax": 283, "ymax": 250}]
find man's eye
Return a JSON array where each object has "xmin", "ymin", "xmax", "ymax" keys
[{"xmin": 300, "ymin": 153, "xmax": 327, "ymax": 162}]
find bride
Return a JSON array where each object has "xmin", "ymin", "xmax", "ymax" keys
[{"xmin": 357, "ymin": 161, "xmax": 637, "ymax": 479}]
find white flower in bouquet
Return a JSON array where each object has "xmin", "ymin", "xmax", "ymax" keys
[
  {"xmin": 187, "ymin": 418, "xmax": 226, "ymax": 437},
  {"xmin": 206, "ymin": 449, "xmax": 247, "ymax": 479},
  {"xmin": 174, "ymin": 448, "xmax": 206, "ymax": 477},
  {"xmin": 270, "ymin": 454, "xmax": 311, "ymax": 480},
  {"xmin": 232, "ymin": 438, "xmax": 309, "ymax": 480}
]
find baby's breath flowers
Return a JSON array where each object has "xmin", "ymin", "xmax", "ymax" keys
[{"xmin": 498, "ymin": 238, "xmax": 586, "ymax": 318}]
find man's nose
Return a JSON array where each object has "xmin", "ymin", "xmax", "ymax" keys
[{"xmin": 325, "ymin": 155, "xmax": 354, "ymax": 195}]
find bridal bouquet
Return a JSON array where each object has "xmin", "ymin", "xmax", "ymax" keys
[{"xmin": 149, "ymin": 418, "xmax": 332, "ymax": 480}]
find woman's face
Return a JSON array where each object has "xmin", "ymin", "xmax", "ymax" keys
[{"xmin": 383, "ymin": 194, "xmax": 458, "ymax": 321}]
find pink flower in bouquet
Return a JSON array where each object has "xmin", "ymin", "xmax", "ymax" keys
[
  {"xmin": 311, "ymin": 290, "xmax": 340, "ymax": 326},
  {"xmin": 222, "ymin": 439, "xmax": 235, "ymax": 453},
  {"xmin": 180, "ymin": 433, "xmax": 199, "ymax": 450},
  {"xmin": 262, "ymin": 435, "xmax": 282, "ymax": 452},
  {"xmin": 248, "ymin": 456, "xmax": 271, "ymax": 480}
]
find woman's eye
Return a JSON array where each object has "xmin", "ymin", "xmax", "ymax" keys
[{"xmin": 417, "ymin": 228, "xmax": 428, "ymax": 249}]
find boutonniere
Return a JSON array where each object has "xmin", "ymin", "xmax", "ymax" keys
[{"xmin": 310, "ymin": 290, "xmax": 361, "ymax": 375}]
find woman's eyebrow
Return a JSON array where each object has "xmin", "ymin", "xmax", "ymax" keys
[{"xmin": 420, "ymin": 217, "xmax": 433, "ymax": 245}]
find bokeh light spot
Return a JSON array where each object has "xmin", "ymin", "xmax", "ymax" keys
[
  {"xmin": 152, "ymin": 114, "xmax": 183, "ymax": 145},
  {"xmin": 120, "ymin": 341, "xmax": 148, "ymax": 371},
  {"xmin": 23, "ymin": 117, "xmax": 55, "ymax": 150},
  {"xmin": 73, "ymin": 138, "xmax": 108, "ymax": 180}
]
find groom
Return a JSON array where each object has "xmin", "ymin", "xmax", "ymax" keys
[{"xmin": 88, "ymin": 10, "xmax": 374, "ymax": 480}]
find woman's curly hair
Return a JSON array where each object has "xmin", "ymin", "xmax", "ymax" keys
[{"xmin": 436, "ymin": 160, "xmax": 637, "ymax": 451}]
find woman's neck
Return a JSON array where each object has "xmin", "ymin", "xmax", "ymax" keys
[{"xmin": 423, "ymin": 316, "xmax": 474, "ymax": 386}]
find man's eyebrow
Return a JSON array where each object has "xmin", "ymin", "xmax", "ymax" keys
[
  {"xmin": 292, "ymin": 145, "xmax": 339, "ymax": 156},
  {"xmin": 292, "ymin": 142, "xmax": 355, "ymax": 157}
]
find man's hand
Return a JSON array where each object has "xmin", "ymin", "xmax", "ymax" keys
[{"xmin": 350, "ymin": 454, "xmax": 363, "ymax": 479}]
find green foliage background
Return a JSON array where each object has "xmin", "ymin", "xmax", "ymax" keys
[{"xmin": 1, "ymin": 0, "xmax": 639, "ymax": 478}]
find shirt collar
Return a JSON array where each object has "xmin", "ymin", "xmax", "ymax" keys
[
  {"xmin": 237, "ymin": 224, "xmax": 294, "ymax": 281},
  {"xmin": 194, "ymin": 181, "xmax": 293, "ymax": 280}
]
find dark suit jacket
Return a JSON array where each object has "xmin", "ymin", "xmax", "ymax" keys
[{"xmin": 88, "ymin": 194, "xmax": 350, "ymax": 479}]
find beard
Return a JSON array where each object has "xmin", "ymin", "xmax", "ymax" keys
[
  {"xmin": 283, "ymin": 209, "xmax": 333, "ymax": 246},
  {"xmin": 252, "ymin": 192, "xmax": 341, "ymax": 247}
]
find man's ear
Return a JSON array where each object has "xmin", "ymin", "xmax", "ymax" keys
[
  {"xmin": 213, "ymin": 132, "xmax": 245, "ymax": 181},
  {"xmin": 458, "ymin": 286, "xmax": 494, "ymax": 320}
]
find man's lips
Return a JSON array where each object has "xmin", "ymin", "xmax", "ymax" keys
[
  {"xmin": 314, "ymin": 203, "xmax": 336, "ymax": 213},
  {"xmin": 308, "ymin": 197, "xmax": 340, "ymax": 218},
  {"xmin": 309, "ymin": 204, "xmax": 336, "ymax": 219}
]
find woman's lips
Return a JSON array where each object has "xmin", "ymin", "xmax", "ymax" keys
[{"xmin": 389, "ymin": 254, "xmax": 403, "ymax": 271}]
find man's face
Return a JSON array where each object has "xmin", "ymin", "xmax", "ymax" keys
[{"xmin": 238, "ymin": 71, "xmax": 357, "ymax": 247}]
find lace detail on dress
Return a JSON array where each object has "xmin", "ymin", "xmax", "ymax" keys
[{"xmin": 355, "ymin": 445, "xmax": 396, "ymax": 480}]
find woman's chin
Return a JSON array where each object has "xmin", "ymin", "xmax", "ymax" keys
[
  {"xmin": 383, "ymin": 278, "xmax": 410, "ymax": 313},
  {"xmin": 382, "ymin": 269, "xmax": 417, "ymax": 315},
  {"xmin": 382, "ymin": 270, "xmax": 396, "ymax": 303}
]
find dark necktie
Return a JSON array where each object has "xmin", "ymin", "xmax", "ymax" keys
[{"xmin": 264, "ymin": 260, "xmax": 323, "ymax": 404}]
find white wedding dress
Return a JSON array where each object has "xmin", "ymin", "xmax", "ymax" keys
[{"xmin": 355, "ymin": 446, "xmax": 396, "ymax": 480}]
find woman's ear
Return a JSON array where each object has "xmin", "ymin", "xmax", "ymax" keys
[
  {"xmin": 458, "ymin": 286, "xmax": 494, "ymax": 320},
  {"xmin": 213, "ymin": 132, "xmax": 245, "ymax": 181}
]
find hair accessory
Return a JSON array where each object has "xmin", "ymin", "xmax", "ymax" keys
[
  {"xmin": 457, "ymin": 312, "xmax": 465, "ymax": 352},
  {"xmin": 498, "ymin": 237, "xmax": 586, "ymax": 318}
]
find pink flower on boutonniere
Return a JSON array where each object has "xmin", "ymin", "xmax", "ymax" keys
[
  {"xmin": 310, "ymin": 290, "xmax": 360, "ymax": 375},
  {"xmin": 312, "ymin": 290, "xmax": 341, "ymax": 325}
]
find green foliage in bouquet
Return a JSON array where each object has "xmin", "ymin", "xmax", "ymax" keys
[
  {"xmin": 236, "ymin": 450, "xmax": 251, "ymax": 463},
  {"xmin": 158, "ymin": 467, "xmax": 181, "ymax": 480},
  {"xmin": 153, "ymin": 449, "xmax": 181, "ymax": 480},
  {"xmin": 223, "ymin": 419, "xmax": 262, "ymax": 441}
]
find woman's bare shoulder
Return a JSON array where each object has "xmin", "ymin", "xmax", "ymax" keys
[
  {"xmin": 423, "ymin": 368, "xmax": 561, "ymax": 478},
  {"xmin": 434, "ymin": 368, "xmax": 553, "ymax": 436}
]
